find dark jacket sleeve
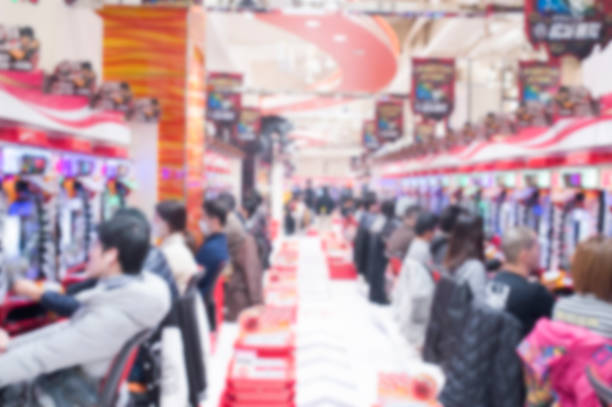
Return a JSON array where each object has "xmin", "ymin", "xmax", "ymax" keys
[
  {"xmin": 144, "ymin": 247, "xmax": 179, "ymax": 302},
  {"xmin": 40, "ymin": 291, "xmax": 81, "ymax": 317}
]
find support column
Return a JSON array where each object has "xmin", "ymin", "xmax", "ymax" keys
[{"xmin": 99, "ymin": 6, "xmax": 206, "ymax": 237}]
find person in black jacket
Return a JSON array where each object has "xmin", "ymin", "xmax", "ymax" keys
[
  {"xmin": 353, "ymin": 193, "xmax": 378, "ymax": 279},
  {"xmin": 366, "ymin": 199, "xmax": 398, "ymax": 305},
  {"xmin": 316, "ymin": 186, "xmax": 335, "ymax": 215}
]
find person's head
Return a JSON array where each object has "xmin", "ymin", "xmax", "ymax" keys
[
  {"xmin": 81, "ymin": 61, "xmax": 92, "ymax": 72},
  {"xmin": 571, "ymin": 236, "xmax": 612, "ymax": 303},
  {"xmin": 201, "ymin": 198, "xmax": 227, "ymax": 236},
  {"xmin": 154, "ymin": 200, "xmax": 187, "ymax": 239},
  {"xmin": 438, "ymin": 205, "xmax": 465, "ymax": 234},
  {"xmin": 381, "ymin": 199, "xmax": 396, "ymax": 219},
  {"xmin": 88, "ymin": 210, "xmax": 150, "ymax": 277},
  {"xmin": 444, "ymin": 213, "xmax": 485, "ymax": 271},
  {"xmin": 501, "ymin": 227, "xmax": 540, "ymax": 274},
  {"xmin": 218, "ymin": 192, "xmax": 237, "ymax": 212},
  {"xmin": 415, "ymin": 212, "xmax": 438, "ymax": 242},
  {"xmin": 403, "ymin": 205, "xmax": 422, "ymax": 228},
  {"xmin": 363, "ymin": 192, "xmax": 378, "ymax": 212}
]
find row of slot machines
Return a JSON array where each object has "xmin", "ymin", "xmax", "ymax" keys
[
  {"xmin": 0, "ymin": 143, "xmax": 132, "ymax": 335},
  {"xmin": 381, "ymin": 165, "xmax": 612, "ymax": 274}
]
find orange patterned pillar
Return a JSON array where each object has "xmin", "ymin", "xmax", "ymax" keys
[{"xmin": 99, "ymin": 6, "xmax": 205, "ymax": 237}]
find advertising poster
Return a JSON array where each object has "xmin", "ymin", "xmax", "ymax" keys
[
  {"xmin": 411, "ymin": 58, "xmax": 455, "ymax": 121},
  {"xmin": 525, "ymin": 0, "xmax": 612, "ymax": 59},
  {"xmin": 44, "ymin": 60, "xmax": 97, "ymax": 96},
  {"xmin": 518, "ymin": 60, "xmax": 560, "ymax": 105},
  {"xmin": 0, "ymin": 25, "xmax": 39, "ymax": 71},
  {"xmin": 236, "ymin": 107, "xmax": 260, "ymax": 145},
  {"xmin": 376, "ymin": 99, "xmax": 404, "ymax": 142},
  {"xmin": 362, "ymin": 120, "xmax": 380, "ymax": 150},
  {"xmin": 207, "ymin": 72, "xmax": 243, "ymax": 123}
]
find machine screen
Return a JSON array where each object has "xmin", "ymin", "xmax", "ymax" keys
[
  {"xmin": 77, "ymin": 159, "xmax": 94, "ymax": 176},
  {"xmin": 20, "ymin": 155, "xmax": 47, "ymax": 175},
  {"xmin": 563, "ymin": 173, "xmax": 582, "ymax": 188}
]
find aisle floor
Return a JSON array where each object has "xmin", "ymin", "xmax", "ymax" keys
[{"xmin": 208, "ymin": 236, "xmax": 441, "ymax": 407}]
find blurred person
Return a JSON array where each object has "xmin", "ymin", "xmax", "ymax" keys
[
  {"xmin": 304, "ymin": 179, "xmax": 316, "ymax": 211},
  {"xmin": 393, "ymin": 211, "xmax": 439, "ymax": 348},
  {"xmin": 196, "ymin": 198, "xmax": 230, "ymax": 299},
  {"xmin": 553, "ymin": 236, "xmax": 612, "ymax": 337},
  {"xmin": 154, "ymin": 200, "xmax": 198, "ymax": 295},
  {"xmin": 13, "ymin": 208, "xmax": 179, "ymax": 316},
  {"xmin": 405, "ymin": 212, "xmax": 438, "ymax": 267},
  {"xmin": 485, "ymin": 227, "xmax": 554, "ymax": 337},
  {"xmin": 386, "ymin": 205, "xmax": 422, "ymax": 261},
  {"xmin": 444, "ymin": 213, "xmax": 487, "ymax": 300},
  {"xmin": 217, "ymin": 192, "xmax": 263, "ymax": 321},
  {"xmin": 353, "ymin": 192, "xmax": 378, "ymax": 279},
  {"xmin": 0, "ymin": 212, "xmax": 171, "ymax": 404},
  {"xmin": 367, "ymin": 199, "xmax": 398, "ymax": 304},
  {"xmin": 430, "ymin": 205, "xmax": 465, "ymax": 266},
  {"xmin": 243, "ymin": 190, "xmax": 271, "ymax": 269},
  {"xmin": 519, "ymin": 236, "xmax": 612, "ymax": 407},
  {"xmin": 316, "ymin": 186, "xmax": 335, "ymax": 216}
]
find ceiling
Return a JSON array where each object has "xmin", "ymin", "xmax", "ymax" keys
[{"xmin": 205, "ymin": 1, "xmax": 543, "ymax": 155}]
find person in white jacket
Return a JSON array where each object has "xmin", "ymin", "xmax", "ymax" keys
[
  {"xmin": 154, "ymin": 200, "xmax": 199, "ymax": 295},
  {"xmin": 0, "ymin": 211, "xmax": 171, "ymax": 401}
]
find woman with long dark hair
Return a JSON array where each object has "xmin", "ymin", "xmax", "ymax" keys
[
  {"xmin": 154, "ymin": 200, "xmax": 199, "ymax": 295},
  {"xmin": 444, "ymin": 212, "xmax": 487, "ymax": 300}
]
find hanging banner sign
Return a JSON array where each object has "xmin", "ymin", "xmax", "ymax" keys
[
  {"xmin": 414, "ymin": 119, "xmax": 436, "ymax": 145},
  {"xmin": 44, "ymin": 60, "xmax": 97, "ymax": 96},
  {"xmin": 362, "ymin": 120, "xmax": 380, "ymax": 150},
  {"xmin": 236, "ymin": 107, "xmax": 260, "ymax": 145},
  {"xmin": 0, "ymin": 26, "xmax": 39, "ymax": 71},
  {"xmin": 525, "ymin": 0, "xmax": 612, "ymax": 60},
  {"xmin": 518, "ymin": 60, "xmax": 561, "ymax": 105},
  {"xmin": 411, "ymin": 58, "xmax": 455, "ymax": 121},
  {"xmin": 376, "ymin": 99, "xmax": 404, "ymax": 142},
  {"xmin": 207, "ymin": 72, "xmax": 242, "ymax": 124}
]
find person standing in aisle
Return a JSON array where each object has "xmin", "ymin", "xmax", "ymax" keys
[
  {"xmin": 367, "ymin": 199, "xmax": 398, "ymax": 304},
  {"xmin": 405, "ymin": 212, "xmax": 438, "ymax": 267},
  {"xmin": 386, "ymin": 205, "xmax": 422, "ymax": 261},
  {"xmin": 218, "ymin": 192, "xmax": 263, "ymax": 321},
  {"xmin": 444, "ymin": 213, "xmax": 487, "ymax": 300},
  {"xmin": 430, "ymin": 205, "xmax": 465, "ymax": 267},
  {"xmin": 304, "ymin": 179, "xmax": 316, "ymax": 212},
  {"xmin": 485, "ymin": 227, "xmax": 554, "ymax": 337},
  {"xmin": 353, "ymin": 193, "xmax": 378, "ymax": 280},
  {"xmin": 154, "ymin": 200, "xmax": 199, "ymax": 295},
  {"xmin": 393, "ymin": 211, "xmax": 439, "ymax": 347},
  {"xmin": 196, "ymin": 198, "xmax": 230, "ymax": 329},
  {"xmin": 243, "ymin": 190, "xmax": 271, "ymax": 270}
]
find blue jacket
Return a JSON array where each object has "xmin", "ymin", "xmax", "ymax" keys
[{"xmin": 195, "ymin": 233, "xmax": 229, "ymax": 298}]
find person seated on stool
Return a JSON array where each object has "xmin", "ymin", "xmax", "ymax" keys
[
  {"xmin": 196, "ymin": 198, "xmax": 230, "ymax": 329},
  {"xmin": 0, "ymin": 211, "xmax": 171, "ymax": 405}
]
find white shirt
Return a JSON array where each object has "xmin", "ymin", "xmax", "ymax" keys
[{"xmin": 160, "ymin": 233, "xmax": 199, "ymax": 295}]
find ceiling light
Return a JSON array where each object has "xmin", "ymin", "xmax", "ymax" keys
[
  {"xmin": 333, "ymin": 34, "xmax": 347, "ymax": 43},
  {"xmin": 305, "ymin": 19, "xmax": 320, "ymax": 28}
]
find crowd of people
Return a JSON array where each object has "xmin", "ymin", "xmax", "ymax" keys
[
  {"xmin": 0, "ymin": 190, "xmax": 271, "ymax": 406},
  {"xmin": 342, "ymin": 192, "xmax": 612, "ymax": 406}
]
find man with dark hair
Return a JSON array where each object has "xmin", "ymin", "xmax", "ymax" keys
[
  {"xmin": 0, "ymin": 212, "xmax": 171, "ymax": 399},
  {"xmin": 386, "ymin": 204, "xmax": 421, "ymax": 260},
  {"xmin": 196, "ymin": 198, "xmax": 230, "ymax": 300},
  {"xmin": 406, "ymin": 212, "xmax": 439, "ymax": 267}
]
